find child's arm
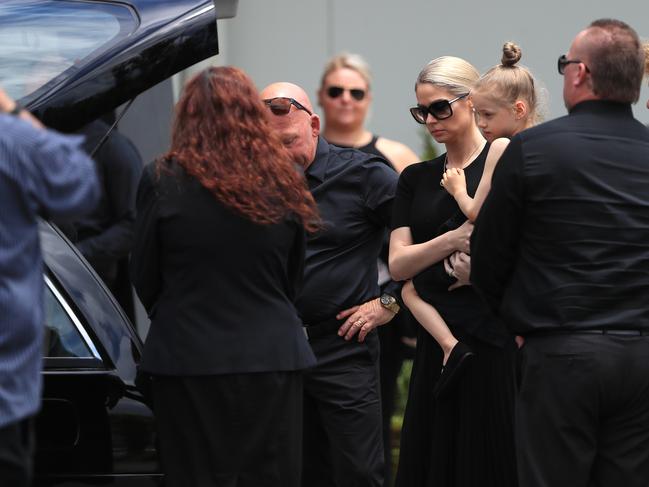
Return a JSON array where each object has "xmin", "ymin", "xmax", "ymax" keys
[{"xmin": 442, "ymin": 138, "xmax": 510, "ymax": 221}]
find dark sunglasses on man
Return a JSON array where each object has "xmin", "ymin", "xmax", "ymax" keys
[
  {"xmin": 263, "ymin": 97, "xmax": 312, "ymax": 116},
  {"xmin": 409, "ymin": 93, "xmax": 469, "ymax": 124},
  {"xmin": 326, "ymin": 86, "xmax": 366, "ymax": 101},
  {"xmin": 557, "ymin": 54, "xmax": 590, "ymax": 75}
]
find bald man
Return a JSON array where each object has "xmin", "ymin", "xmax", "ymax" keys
[
  {"xmin": 260, "ymin": 83, "xmax": 399, "ymax": 487},
  {"xmin": 471, "ymin": 19, "xmax": 649, "ymax": 487}
]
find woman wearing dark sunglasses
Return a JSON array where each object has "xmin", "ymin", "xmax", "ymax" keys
[
  {"xmin": 317, "ymin": 52, "xmax": 418, "ymax": 172},
  {"xmin": 390, "ymin": 56, "xmax": 517, "ymax": 487}
]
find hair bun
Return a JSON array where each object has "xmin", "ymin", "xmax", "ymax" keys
[{"xmin": 501, "ymin": 42, "xmax": 522, "ymax": 67}]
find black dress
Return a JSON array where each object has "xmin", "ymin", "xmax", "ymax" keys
[{"xmin": 392, "ymin": 146, "xmax": 518, "ymax": 487}]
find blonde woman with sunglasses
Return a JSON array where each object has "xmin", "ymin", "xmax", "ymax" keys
[
  {"xmin": 390, "ymin": 56, "xmax": 517, "ymax": 487},
  {"xmin": 318, "ymin": 52, "xmax": 418, "ymax": 172}
]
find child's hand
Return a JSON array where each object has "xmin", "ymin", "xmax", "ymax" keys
[{"xmin": 441, "ymin": 168, "xmax": 466, "ymax": 197}]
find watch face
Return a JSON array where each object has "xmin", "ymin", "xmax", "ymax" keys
[{"xmin": 380, "ymin": 294, "xmax": 393, "ymax": 305}]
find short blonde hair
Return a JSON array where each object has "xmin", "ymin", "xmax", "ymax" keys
[
  {"xmin": 320, "ymin": 52, "xmax": 372, "ymax": 90},
  {"xmin": 472, "ymin": 42, "xmax": 541, "ymax": 124},
  {"xmin": 644, "ymin": 41, "xmax": 649, "ymax": 76},
  {"xmin": 415, "ymin": 56, "xmax": 480, "ymax": 96}
]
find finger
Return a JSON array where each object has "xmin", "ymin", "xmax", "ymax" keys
[
  {"xmin": 448, "ymin": 281, "xmax": 462, "ymax": 291},
  {"xmin": 344, "ymin": 318, "xmax": 364, "ymax": 341},
  {"xmin": 443, "ymin": 258, "xmax": 454, "ymax": 276},
  {"xmin": 357, "ymin": 321, "xmax": 375, "ymax": 342},
  {"xmin": 336, "ymin": 305, "xmax": 360, "ymax": 320},
  {"xmin": 337, "ymin": 316, "xmax": 356, "ymax": 336}
]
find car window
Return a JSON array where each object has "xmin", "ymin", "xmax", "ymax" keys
[
  {"xmin": 0, "ymin": 0, "xmax": 136, "ymax": 101},
  {"xmin": 43, "ymin": 277, "xmax": 99, "ymax": 359}
]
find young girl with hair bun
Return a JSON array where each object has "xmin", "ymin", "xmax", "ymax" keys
[{"xmin": 443, "ymin": 42, "xmax": 540, "ymax": 220}]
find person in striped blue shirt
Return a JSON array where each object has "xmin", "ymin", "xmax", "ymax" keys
[{"xmin": 0, "ymin": 88, "xmax": 99, "ymax": 487}]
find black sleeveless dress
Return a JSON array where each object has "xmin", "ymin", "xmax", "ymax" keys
[{"xmin": 392, "ymin": 146, "xmax": 518, "ymax": 487}]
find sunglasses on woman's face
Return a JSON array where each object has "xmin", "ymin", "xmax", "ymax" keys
[
  {"xmin": 409, "ymin": 93, "xmax": 469, "ymax": 124},
  {"xmin": 263, "ymin": 97, "xmax": 312, "ymax": 116},
  {"xmin": 326, "ymin": 86, "xmax": 366, "ymax": 101}
]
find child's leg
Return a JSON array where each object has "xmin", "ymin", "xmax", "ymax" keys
[{"xmin": 402, "ymin": 280, "xmax": 458, "ymax": 365}]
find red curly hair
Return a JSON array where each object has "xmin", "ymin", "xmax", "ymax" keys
[{"xmin": 162, "ymin": 66, "xmax": 319, "ymax": 231}]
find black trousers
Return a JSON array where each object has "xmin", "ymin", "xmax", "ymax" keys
[
  {"xmin": 0, "ymin": 417, "xmax": 34, "ymax": 487},
  {"xmin": 516, "ymin": 334, "xmax": 649, "ymax": 487},
  {"xmin": 302, "ymin": 330, "xmax": 384, "ymax": 487},
  {"xmin": 152, "ymin": 371, "xmax": 303, "ymax": 487}
]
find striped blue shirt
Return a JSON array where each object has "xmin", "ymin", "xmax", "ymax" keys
[{"xmin": 0, "ymin": 114, "xmax": 99, "ymax": 427}]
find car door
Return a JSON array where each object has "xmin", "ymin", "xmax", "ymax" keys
[
  {"xmin": 36, "ymin": 224, "xmax": 160, "ymax": 486},
  {"xmin": 35, "ymin": 277, "xmax": 161, "ymax": 486}
]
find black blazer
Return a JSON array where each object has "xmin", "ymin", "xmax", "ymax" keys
[
  {"xmin": 472, "ymin": 100, "xmax": 649, "ymax": 334},
  {"xmin": 131, "ymin": 160, "xmax": 316, "ymax": 375}
]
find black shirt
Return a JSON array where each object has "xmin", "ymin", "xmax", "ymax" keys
[
  {"xmin": 471, "ymin": 100, "xmax": 649, "ymax": 334},
  {"xmin": 131, "ymin": 160, "xmax": 316, "ymax": 375},
  {"xmin": 296, "ymin": 137, "xmax": 398, "ymax": 324},
  {"xmin": 392, "ymin": 145, "xmax": 508, "ymax": 346},
  {"xmin": 72, "ymin": 120, "xmax": 142, "ymax": 286}
]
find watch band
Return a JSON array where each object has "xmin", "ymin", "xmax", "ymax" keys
[{"xmin": 380, "ymin": 293, "xmax": 400, "ymax": 314}]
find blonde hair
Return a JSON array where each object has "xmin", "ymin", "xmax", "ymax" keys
[
  {"xmin": 472, "ymin": 42, "xmax": 541, "ymax": 124},
  {"xmin": 644, "ymin": 41, "xmax": 649, "ymax": 77},
  {"xmin": 320, "ymin": 52, "xmax": 372, "ymax": 90},
  {"xmin": 415, "ymin": 56, "xmax": 480, "ymax": 96}
]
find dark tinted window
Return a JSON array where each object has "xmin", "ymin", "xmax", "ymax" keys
[{"xmin": 43, "ymin": 278, "xmax": 98, "ymax": 359}]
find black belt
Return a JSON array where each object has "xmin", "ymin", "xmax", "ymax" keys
[
  {"xmin": 527, "ymin": 328, "xmax": 649, "ymax": 337},
  {"xmin": 303, "ymin": 318, "xmax": 344, "ymax": 340}
]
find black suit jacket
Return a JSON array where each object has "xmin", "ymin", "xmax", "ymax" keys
[
  {"xmin": 131, "ymin": 160, "xmax": 316, "ymax": 375},
  {"xmin": 471, "ymin": 100, "xmax": 649, "ymax": 335}
]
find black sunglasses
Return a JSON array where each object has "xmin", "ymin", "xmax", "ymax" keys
[
  {"xmin": 263, "ymin": 97, "xmax": 312, "ymax": 116},
  {"xmin": 557, "ymin": 54, "xmax": 590, "ymax": 75},
  {"xmin": 409, "ymin": 93, "xmax": 469, "ymax": 124},
  {"xmin": 326, "ymin": 86, "xmax": 366, "ymax": 101}
]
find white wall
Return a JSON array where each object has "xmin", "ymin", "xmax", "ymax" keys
[{"xmin": 216, "ymin": 0, "xmax": 649, "ymax": 158}]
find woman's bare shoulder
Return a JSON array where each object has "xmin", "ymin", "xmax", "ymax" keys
[{"xmin": 375, "ymin": 137, "xmax": 420, "ymax": 173}]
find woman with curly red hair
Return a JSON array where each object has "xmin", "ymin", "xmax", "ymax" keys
[{"xmin": 131, "ymin": 66, "xmax": 320, "ymax": 487}]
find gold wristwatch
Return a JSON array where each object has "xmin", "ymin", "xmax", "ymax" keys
[{"xmin": 380, "ymin": 293, "xmax": 400, "ymax": 314}]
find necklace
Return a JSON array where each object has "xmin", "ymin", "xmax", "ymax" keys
[{"xmin": 443, "ymin": 141, "xmax": 485, "ymax": 172}]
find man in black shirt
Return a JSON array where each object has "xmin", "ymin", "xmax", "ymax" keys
[
  {"xmin": 72, "ymin": 118, "xmax": 142, "ymax": 320},
  {"xmin": 260, "ymin": 82, "xmax": 399, "ymax": 487},
  {"xmin": 471, "ymin": 19, "xmax": 649, "ymax": 487}
]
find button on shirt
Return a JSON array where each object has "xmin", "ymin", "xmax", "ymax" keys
[
  {"xmin": 296, "ymin": 138, "xmax": 398, "ymax": 324},
  {"xmin": 0, "ymin": 115, "xmax": 99, "ymax": 427}
]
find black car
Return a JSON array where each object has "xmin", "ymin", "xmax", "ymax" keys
[{"xmin": 1, "ymin": 1, "xmax": 237, "ymax": 485}]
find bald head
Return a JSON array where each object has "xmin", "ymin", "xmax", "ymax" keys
[
  {"xmin": 261, "ymin": 81, "xmax": 320, "ymax": 169},
  {"xmin": 261, "ymin": 82, "xmax": 315, "ymax": 114}
]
